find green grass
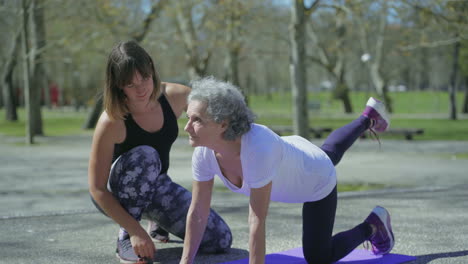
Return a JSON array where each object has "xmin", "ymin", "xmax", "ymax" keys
[
  {"xmin": 247, "ymin": 91, "xmax": 467, "ymax": 115},
  {"xmin": 337, "ymin": 183, "xmax": 388, "ymax": 192},
  {"xmin": 246, "ymin": 91, "xmax": 468, "ymax": 141},
  {"xmin": 0, "ymin": 109, "xmax": 89, "ymax": 137},
  {"xmin": 438, "ymin": 152, "xmax": 468, "ymax": 160},
  {"xmin": 1, "ymin": 91, "xmax": 468, "ymax": 140},
  {"xmin": 455, "ymin": 153, "xmax": 468, "ymax": 159},
  {"xmin": 251, "ymin": 116, "xmax": 468, "ymax": 141}
]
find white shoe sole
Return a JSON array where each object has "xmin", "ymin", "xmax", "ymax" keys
[
  {"xmin": 366, "ymin": 97, "xmax": 391, "ymax": 130},
  {"xmin": 116, "ymin": 252, "xmax": 139, "ymax": 263}
]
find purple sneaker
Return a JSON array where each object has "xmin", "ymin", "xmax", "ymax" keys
[
  {"xmin": 364, "ymin": 206, "xmax": 395, "ymax": 255},
  {"xmin": 362, "ymin": 97, "xmax": 390, "ymax": 132}
]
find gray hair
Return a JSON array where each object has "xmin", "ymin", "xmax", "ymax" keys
[{"xmin": 188, "ymin": 76, "xmax": 255, "ymax": 141}]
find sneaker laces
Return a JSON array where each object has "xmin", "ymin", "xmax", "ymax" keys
[
  {"xmin": 151, "ymin": 233, "xmax": 169, "ymax": 243},
  {"xmin": 368, "ymin": 120, "xmax": 382, "ymax": 148},
  {"xmin": 118, "ymin": 237, "xmax": 134, "ymax": 253},
  {"xmin": 363, "ymin": 240, "xmax": 378, "ymax": 253},
  {"xmin": 363, "ymin": 233, "xmax": 390, "ymax": 254}
]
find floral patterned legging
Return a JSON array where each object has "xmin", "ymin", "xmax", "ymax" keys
[{"xmin": 94, "ymin": 145, "xmax": 232, "ymax": 253}]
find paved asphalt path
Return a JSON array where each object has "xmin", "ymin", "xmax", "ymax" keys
[{"xmin": 1, "ymin": 134, "xmax": 467, "ymax": 263}]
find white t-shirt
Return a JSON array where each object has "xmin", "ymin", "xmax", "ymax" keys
[{"xmin": 191, "ymin": 124, "xmax": 337, "ymax": 203}]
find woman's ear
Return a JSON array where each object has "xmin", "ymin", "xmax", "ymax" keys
[{"xmin": 220, "ymin": 120, "xmax": 229, "ymax": 131}]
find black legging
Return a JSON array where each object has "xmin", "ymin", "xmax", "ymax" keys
[{"xmin": 302, "ymin": 116, "xmax": 373, "ymax": 264}]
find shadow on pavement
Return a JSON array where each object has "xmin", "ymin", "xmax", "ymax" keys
[
  {"xmin": 409, "ymin": 250, "xmax": 468, "ymax": 264},
  {"xmin": 153, "ymin": 247, "xmax": 249, "ymax": 264}
]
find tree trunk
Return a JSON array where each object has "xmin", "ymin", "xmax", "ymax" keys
[
  {"xmin": 0, "ymin": 84, "xmax": 3, "ymax": 109},
  {"xmin": 175, "ymin": 2, "xmax": 206, "ymax": 79},
  {"xmin": 357, "ymin": 1, "xmax": 392, "ymax": 112},
  {"xmin": 370, "ymin": 9, "xmax": 392, "ymax": 112},
  {"xmin": 224, "ymin": 18, "xmax": 245, "ymax": 103},
  {"xmin": 449, "ymin": 39, "xmax": 460, "ymax": 120},
  {"xmin": 462, "ymin": 76, "xmax": 468, "ymax": 114},
  {"xmin": 369, "ymin": 63, "xmax": 393, "ymax": 112},
  {"xmin": 334, "ymin": 82, "xmax": 353, "ymax": 113},
  {"xmin": 22, "ymin": 0, "xmax": 34, "ymax": 144},
  {"xmin": 224, "ymin": 47, "xmax": 249, "ymax": 105},
  {"xmin": 2, "ymin": 29, "xmax": 21, "ymax": 121},
  {"xmin": 3, "ymin": 66, "xmax": 18, "ymax": 121},
  {"xmin": 289, "ymin": 0, "xmax": 309, "ymax": 138},
  {"xmin": 332, "ymin": 58, "xmax": 353, "ymax": 114},
  {"xmin": 83, "ymin": 94, "xmax": 103, "ymax": 129},
  {"xmin": 332, "ymin": 59, "xmax": 352, "ymax": 113},
  {"xmin": 264, "ymin": 60, "xmax": 274, "ymax": 102},
  {"xmin": 333, "ymin": 7, "xmax": 353, "ymax": 113},
  {"xmin": 30, "ymin": 0, "xmax": 46, "ymax": 135},
  {"xmin": 34, "ymin": 0, "xmax": 50, "ymax": 108},
  {"xmin": 419, "ymin": 48, "xmax": 430, "ymax": 90},
  {"xmin": 224, "ymin": 49, "xmax": 240, "ymax": 87},
  {"xmin": 223, "ymin": 2, "xmax": 241, "ymax": 88}
]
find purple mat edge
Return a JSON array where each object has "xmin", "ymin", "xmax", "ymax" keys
[{"xmin": 221, "ymin": 247, "xmax": 417, "ymax": 264}]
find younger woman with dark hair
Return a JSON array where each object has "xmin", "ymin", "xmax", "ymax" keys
[{"xmin": 88, "ymin": 42, "xmax": 232, "ymax": 263}]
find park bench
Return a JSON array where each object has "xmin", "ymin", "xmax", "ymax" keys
[
  {"xmin": 269, "ymin": 125, "xmax": 332, "ymax": 139},
  {"xmin": 361, "ymin": 128, "xmax": 425, "ymax": 140},
  {"xmin": 385, "ymin": 128, "xmax": 424, "ymax": 140}
]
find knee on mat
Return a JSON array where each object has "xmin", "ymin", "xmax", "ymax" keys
[
  {"xmin": 199, "ymin": 229, "xmax": 233, "ymax": 253},
  {"xmin": 199, "ymin": 239, "xmax": 232, "ymax": 254},
  {"xmin": 303, "ymin": 249, "xmax": 332, "ymax": 264}
]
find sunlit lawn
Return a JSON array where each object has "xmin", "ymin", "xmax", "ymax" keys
[
  {"xmin": 0, "ymin": 108, "xmax": 90, "ymax": 137},
  {"xmin": 1, "ymin": 91, "xmax": 467, "ymax": 193},
  {"xmin": 1, "ymin": 91, "xmax": 467, "ymax": 140}
]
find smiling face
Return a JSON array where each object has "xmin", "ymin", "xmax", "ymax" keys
[
  {"xmin": 184, "ymin": 100, "xmax": 226, "ymax": 148},
  {"xmin": 122, "ymin": 71, "xmax": 154, "ymax": 104}
]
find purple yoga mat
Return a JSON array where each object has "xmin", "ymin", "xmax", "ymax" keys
[{"xmin": 221, "ymin": 247, "xmax": 416, "ymax": 264}]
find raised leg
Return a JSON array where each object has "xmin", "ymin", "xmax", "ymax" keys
[
  {"xmin": 320, "ymin": 97, "xmax": 390, "ymax": 166},
  {"xmin": 320, "ymin": 116, "xmax": 370, "ymax": 166}
]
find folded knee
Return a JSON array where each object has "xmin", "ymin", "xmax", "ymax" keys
[
  {"xmin": 199, "ymin": 239, "xmax": 232, "ymax": 254},
  {"xmin": 110, "ymin": 145, "xmax": 162, "ymax": 189},
  {"xmin": 120, "ymin": 145, "xmax": 161, "ymax": 170},
  {"xmin": 304, "ymin": 249, "xmax": 332, "ymax": 264},
  {"xmin": 199, "ymin": 226, "xmax": 233, "ymax": 253},
  {"xmin": 129, "ymin": 145, "xmax": 160, "ymax": 157}
]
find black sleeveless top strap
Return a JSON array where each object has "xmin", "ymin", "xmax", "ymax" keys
[{"xmin": 112, "ymin": 94, "xmax": 179, "ymax": 174}]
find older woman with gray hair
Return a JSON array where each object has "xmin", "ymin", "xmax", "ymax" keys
[{"xmin": 180, "ymin": 76, "xmax": 395, "ymax": 264}]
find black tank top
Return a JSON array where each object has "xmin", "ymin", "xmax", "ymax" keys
[{"xmin": 113, "ymin": 94, "xmax": 179, "ymax": 174}]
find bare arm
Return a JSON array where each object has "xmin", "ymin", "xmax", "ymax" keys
[
  {"xmin": 248, "ymin": 181, "xmax": 273, "ymax": 264},
  {"xmin": 88, "ymin": 113, "xmax": 155, "ymax": 259},
  {"xmin": 162, "ymin": 82, "xmax": 191, "ymax": 118},
  {"xmin": 180, "ymin": 179, "xmax": 214, "ymax": 264}
]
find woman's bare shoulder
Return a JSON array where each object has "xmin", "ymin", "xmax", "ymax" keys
[
  {"xmin": 94, "ymin": 111, "xmax": 126, "ymax": 143},
  {"xmin": 161, "ymin": 82, "xmax": 191, "ymax": 118}
]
